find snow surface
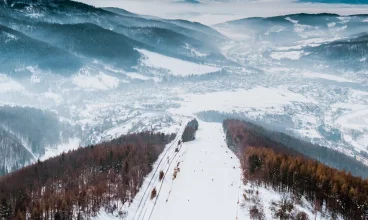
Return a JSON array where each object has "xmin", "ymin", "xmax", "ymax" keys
[
  {"xmin": 3, "ymin": 32, "xmax": 19, "ymax": 43},
  {"xmin": 0, "ymin": 74, "xmax": 24, "ymax": 93},
  {"xmin": 40, "ymin": 138, "xmax": 81, "ymax": 161},
  {"xmin": 42, "ymin": 91, "xmax": 64, "ymax": 105},
  {"xmin": 335, "ymin": 108, "xmax": 368, "ymax": 130},
  {"xmin": 146, "ymin": 121, "xmax": 241, "ymax": 220},
  {"xmin": 136, "ymin": 49, "xmax": 221, "ymax": 76},
  {"xmin": 101, "ymin": 112, "xmax": 177, "ymax": 141},
  {"xmin": 171, "ymin": 87, "xmax": 316, "ymax": 115},
  {"xmin": 95, "ymin": 121, "xmax": 330, "ymax": 220},
  {"xmin": 126, "ymin": 72, "xmax": 151, "ymax": 81},
  {"xmin": 72, "ymin": 70, "xmax": 120, "ymax": 91},
  {"xmin": 299, "ymin": 72, "xmax": 356, "ymax": 83},
  {"xmin": 270, "ymin": 51, "xmax": 307, "ymax": 60}
]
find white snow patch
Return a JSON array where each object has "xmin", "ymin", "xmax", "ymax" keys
[
  {"xmin": 40, "ymin": 138, "xmax": 81, "ymax": 161},
  {"xmin": 277, "ymin": 37, "xmax": 342, "ymax": 51},
  {"xmin": 184, "ymin": 43, "xmax": 208, "ymax": 57},
  {"xmin": 30, "ymin": 73, "xmax": 41, "ymax": 83},
  {"xmin": 299, "ymin": 72, "xmax": 356, "ymax": 83},
  {"xmin": 172, "ymin": 87, "xmax": 316, "ymax": 115},
  {"xmin": 335, "ymin": 108, "xmax": 368, "ymax": 130},
  {"xmin": 3, "ymin": 32, "xmax": 19, "ymax": 43},
  {"xmin": 136, "ymin": 48, "xmax": 220, "ymax": 76},
  {"xmin": 357, "ymin": 134, "xmax": 368, "ymax": 148},
  {"xmin": 334, "ymin": 25, "xmax": 347, "ymax": 32},
  {"xmin": 0, "ymin": 74, "xmax": 24, "ymax": 93},
  {"xmin": 126, "ymin": 72, "xmax": 151, "ymax": 81},
  {"xmin": 327, "ymin": 22, "xmax": 336, "ymax": 28},
  {"xmin": 103, "ymin": 112, "xmax": 162, "ymax": 140},
  {"xmin": 93, "ymin": 209, "xmax": 122, "ymax": 220},
  {"xmin": 265, "ymin": 26, "xmax": 286, "ymax": 35},
  {"xmin": 270, "ymin": 51, "xmax": 306, "ymax": 60},
  {"xmin": 337, "ymin": 16, "xmax": 351, "ymax": 24},
  {"xmin": 42, "ymin": 91, "xmax": 63, "ymax": 105},
  {"xmin": 72, "ymin": 71, "xmax": 120, "ymax": 91},
  {"xmin": 285, "ymin": 17, "xmax": 298, "ymax": 24}
]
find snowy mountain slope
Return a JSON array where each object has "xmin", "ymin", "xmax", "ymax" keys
[
  {"xmin": 215, "ymin": 13, "xmax": 368, "ymax": 44},
  {"xmin": 136, "ymin": 49, "xmax": 221, "ymax": 77},
  {"xmin": 144, "ymin": 121, "xmax": 241, "ymax": 220},
  {"xmin": 0, "ymin": 106, "xmax": 81, "ymax": 174},
  {"xmin": 95, "ymin": 121, "xmax": 330, "ymax": 220},
  {"xmin": 305, "ymin": 33, "xmax": 368, "ymax": 69},
  {"xmin": 0, "ymin": 24, "xmax": 82, "ymax": 76},
  {"xmin": 212, "ymin": 13, "xmax": 368, "ymax": 160},
  {"xmin": 0, "ymin": 0, "xmax": 229, "ymax": 78}
]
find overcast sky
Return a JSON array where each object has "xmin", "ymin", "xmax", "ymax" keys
[{"xmin": 78, "ymin": 0, "xmax": 368, "ymax": 25}]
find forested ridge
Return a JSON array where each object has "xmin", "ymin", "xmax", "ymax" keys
[
  {"xmin": 223, "ymin": 119, "xmax": 368, "ymax": 220},
  {"xmin": 0, "ymin": 132, "xmax": 175, "ymax": 219},
  {"xmin": 223, "ymin": 119, "xmax": 368, "ymax": 178},
  {"xmin": 243, "ymin": 147, "xmax": 368, "ymax": 220}
]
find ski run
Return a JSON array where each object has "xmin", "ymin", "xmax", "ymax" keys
[{"xmin": 95, "ymin": 120, "xmax": 332, "ymax": 220}]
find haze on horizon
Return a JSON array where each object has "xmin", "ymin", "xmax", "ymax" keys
[{"xmin": 78, "ymin": 0, "xmax": 368, "ymax": 25}]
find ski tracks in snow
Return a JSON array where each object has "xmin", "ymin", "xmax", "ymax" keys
[
  {"xmin": 146, "ymin": 121, "xmax": 244, "ymax": 220},
  {"xmin": 126, "ymin": 119, "xmax": 189, "ymax": 220}
]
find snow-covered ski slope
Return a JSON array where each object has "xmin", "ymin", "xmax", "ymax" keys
[
  {"xmin": 146, "ymin": 121, "xmax": 242, "ymax": 220},
  {"xmin": 95, "ymin": 120, "xmax": 332, "ymax": 220}
]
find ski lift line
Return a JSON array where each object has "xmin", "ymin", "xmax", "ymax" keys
[
  {"xmin": 146, "ymin": 141, "xmax": 183, "ymax": 220},
  {"xmin": 133, "ymin": 136, "xmax": 180, "ymax": 220},
  {"xmin": 140, "ymin": 141, "xmax": 185, "ymax": 220},
  {"xmin": 164, "ymin": 146, "xmax": 188, "ymax": 203},
  {"xmin": 137, "ymin": 145, "xmax": 180, "ymax": 220},
  {"xmin": 131, "ymin": 124, "xmax": 186, "ymax": 220},
  {"xmin": 136, "ymin": 138, "xmax": 184, "ymax": 220}
]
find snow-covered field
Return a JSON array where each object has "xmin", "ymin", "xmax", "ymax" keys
[
  {"xmin": 172, "ymin": 86, "xmax": 316, "ymax": 115},
  {"xmin": 72, "ymin": 71, "xmax": 120, "ymax": 91},
  {"xmin": 136, "ymin": 49, "xmax": 221, "ymax": 77},
  {"xmin": 0, "ymin": 74, "xmax": 24, "ymax": 93}
]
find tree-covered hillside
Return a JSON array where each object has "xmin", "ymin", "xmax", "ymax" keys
[{"xmin": 0, "ymin": 132, "xmax": 175, "ymax": 219}]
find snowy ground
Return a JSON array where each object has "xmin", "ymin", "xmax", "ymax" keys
[
  {"xmin": 94, "ymin": 120, "xmax": 331, "ymax": 220},
  {"xmin": 96, "ymin": 121, "xmax": 243, "ymax": 220},
  {"xmin": 136, "ymin": 49, "xmax": 221, "ymax": 77},
  {"xmin": 145, "ymin": 121, "xmax": 241, "ymax": 220}
]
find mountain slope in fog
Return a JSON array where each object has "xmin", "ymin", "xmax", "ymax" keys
[
  {"xmin": 0, "ymin": 106, "xmax": 80, "ymax": 174},
  {"xmin": 0, "ymin": 25, "xmax": 82, "ymax": 77},
  {"xmin": 0, "ymin": 0, "xmax": 227, "ymax": 77},
  {"xmin": 305, "ymin": 33, "xmax": 368, "ymax": 69}
]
